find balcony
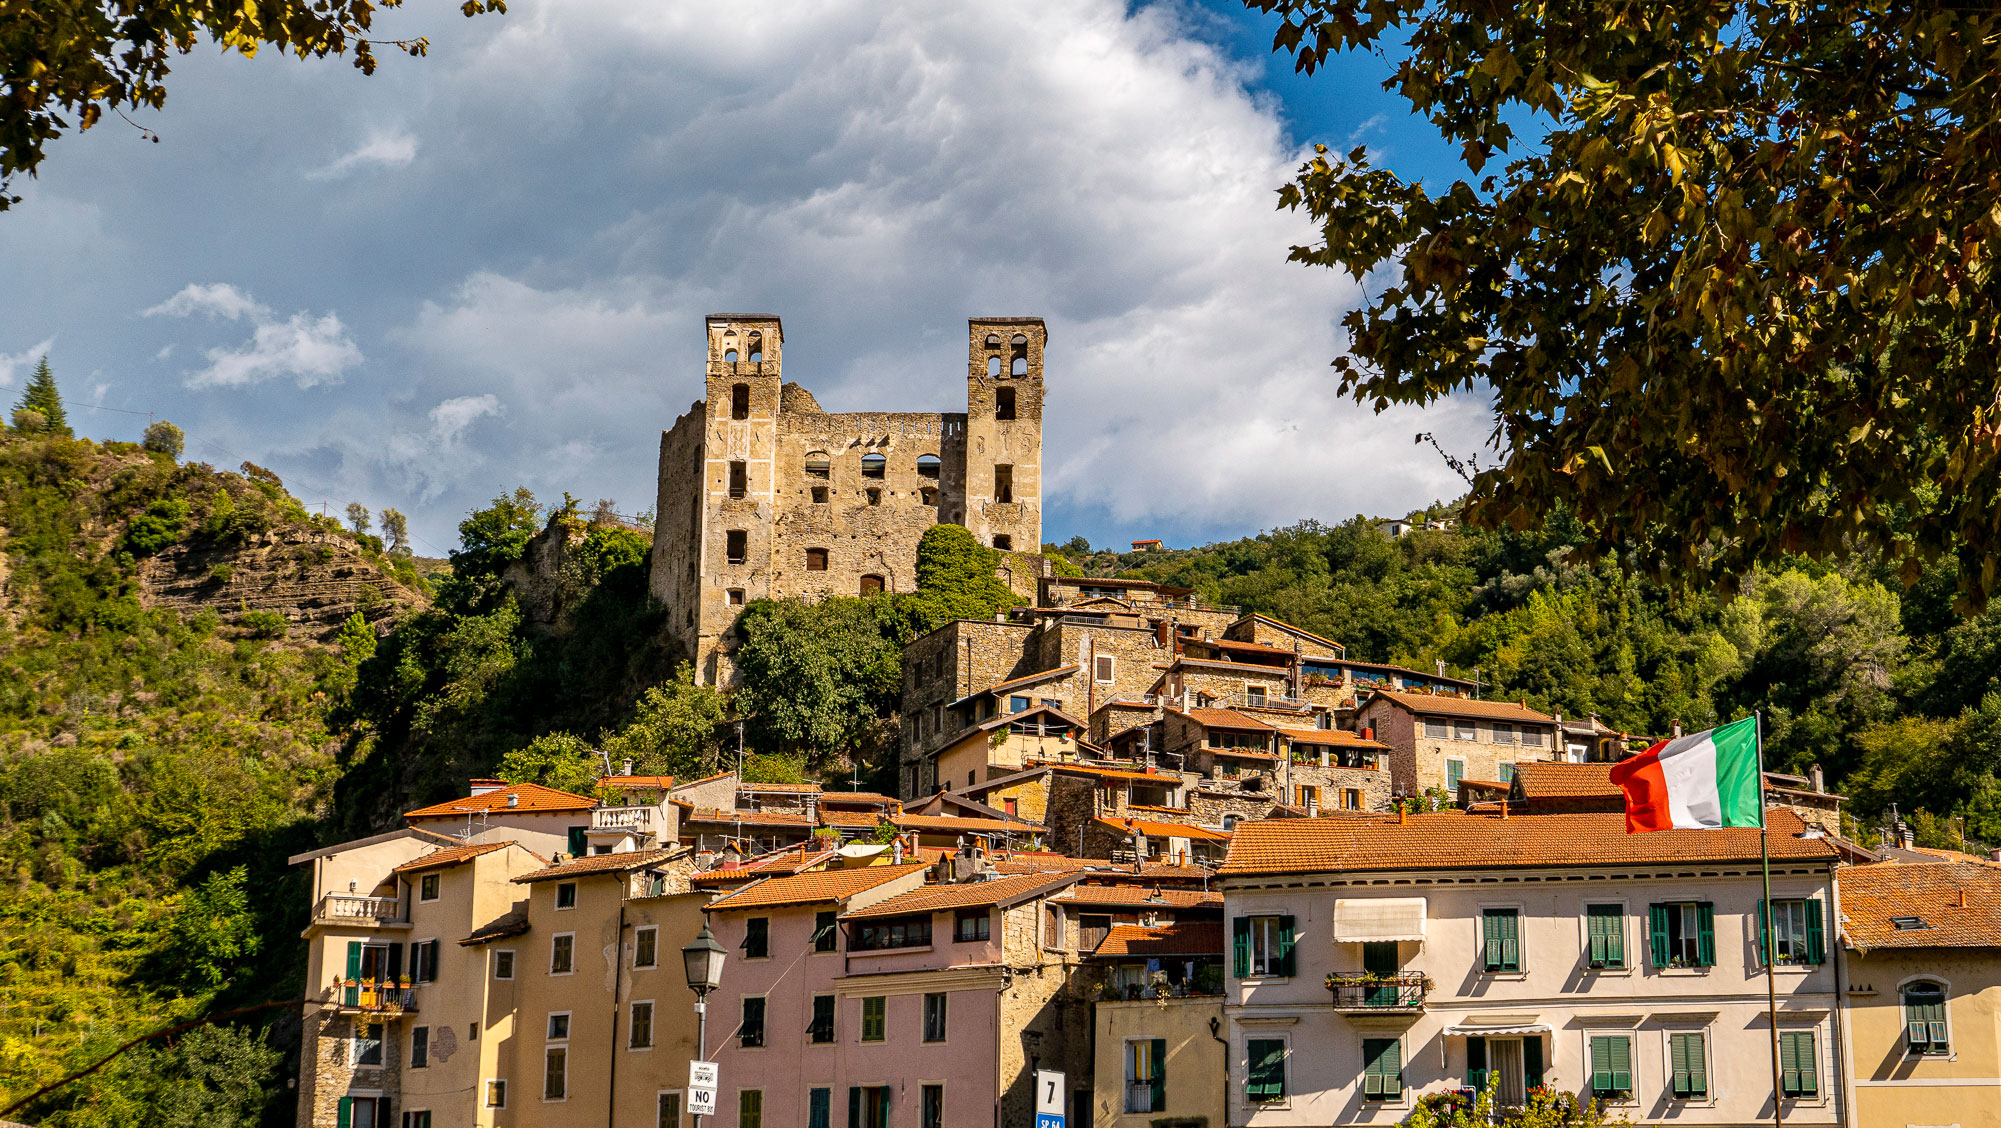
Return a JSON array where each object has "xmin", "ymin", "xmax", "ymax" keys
[
  {"xmin": 311, "ymin": 894, "xmax": 405, "ymax": 927},
  {"xmin": 328, "ymin": 978, "xmax": 419, "ymax": 1015},
  {"xmin": 592, "ymin": 805, "xmax": 655, "ymax": 834},
  {"xmin": 1325, "ymin": 972, "xmax": 1429, "ymax": 1014}
]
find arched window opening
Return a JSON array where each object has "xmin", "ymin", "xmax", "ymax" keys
[
  {"xmin": 916, "ymin": 454, "xmax": 941, "ymax": 479},
  {"xmin": 984, "ymin": 334, "xmax": 1001, "ymax": 347},
  {"xmin": 747, "ymin": 333, "xmax": 764, "ymax": 363},
  {"xmin": 724, "ymin": 349, "xmax": 739, "ymax": 363},
  {"xmin": 861, "ymin": 575, "xmax": 885, "ymax": 596},
  {"xmin": 993, "ymin": 534, "xmax": 1013, "ymax": 551},
  {"xmin": 861, "ymin": 453, "xmax": 886, "ymax": 479},
  {"xmin": 1009, "ymin": 333, "xmax": 1028, "ymax": 376},
  {"xmin": 1905, "ymin": 982, "xmax": 1949, "ymax": 1055},
  {"xmin": 988, "ymin": 356, "xmax": 1002, "ymax": 376},
  {"xmin": 995, "ymin": 388, "xmax": 1016, "ymax": 420},
  {"xmin": 804, "ymin": 452, "xmax": 831, "ymax": 480},
  {"xmin": 730, "ymin": 384, "xmax": 750, "ymax": 420}
]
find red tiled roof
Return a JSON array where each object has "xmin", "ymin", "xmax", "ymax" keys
[
  {"xmin": 1841, "ymin": 860, "xmax": 2001, "ymax": 949},
  {"xmin": 599, "ymin": 775, "xmax": 677, "ymax": 789},
  {"xmin": 514, "ymin": 847, "xmax": 684, "ymax": 883},
  {"xmin": 1511, "ymin": 762, "xmax": 1621, "ymax": 800},
  {"xmin": 738, "ymin": 782, "xmax": 822, "ymax": 793},
  {"xmin": 1362, "ymin": 690, "xmax": 1555, "ymax": 724},
  {"xmin": 1184, "ymin": 637, "xmax": 1298, "ymax": 659},
  {"xmin": 1091, "ymin": 920, "xmax": 1225, "ymax": 958},
  {"xmin": 1173, "ymin": 708, "xmax": 1272, "ymax": 731},
  {"xmin": 819, "ymin": 810, "xmax": 885, "ymax": 827},
  {"xmin": 1271, "ymin": 727, "xmax": 1386, "ymax": 747},
  {"xmin": 1053, "ymin": 885, "xmax": 1223, "ymax": 909},
  {"xmin": 1096, "ymin": 816, "xmax": 1231, "ymax": 842},
  {"xmin": 393, "ymin": 840, "xmax": 518, "ymax": 873},
  {"xmin": 703, "ymin": 863, "xmax": 930, "ymax": 912},
  {"xmin": 843, "ymin": 873, "xmax": 1081, "ymax": 920},
  {"xmin": 404, "ymin": 782, "xmax": 595, "ymax": 819},
  {"xmin": 819, "ymin": 792, "xmax": 898, "ymax": 806},
  {"xmin": 684, "ymin": 807, "xmax": 817, "ymax": 827},
  {"xmin": 890, "ymin": 813, "xmax": 1041, "ymax": 834},
  {"xmin": 689, "ymin": 844, "xmax": 838, "ymax": 885},
  {"xmin": 1032, "ymin": 762, "xmax": 1183, "ymax": 784},
  {"xmin": 966, "ymin": 666, "xmax": 1079, "ymax": 699},
  {"xmin": 1219, "ymin": 809, "xmax": 1838, "ymax": 876}
]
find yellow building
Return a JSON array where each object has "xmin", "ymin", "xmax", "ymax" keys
[{"xmin": 1840, "ymin": 858, "xmax": 2001, "ymax": 1128}]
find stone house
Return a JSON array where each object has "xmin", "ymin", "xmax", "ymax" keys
[
  {"xmin": 931, "ymin": 702, "xmax": 1093, "ymax": 791},
  {"xmin": 649, "ymin": 315, "xmax": 1047, "ymax": 686},
  {"xmin": 1217, "ymin": 808, "xmax": 1846, "ymax": 1125},
  {"xmin": 1353, "ymin": 690, "xmax": 1560, "ymax": 798}
]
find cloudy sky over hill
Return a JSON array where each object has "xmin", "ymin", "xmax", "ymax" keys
[{"xmin": 0, "ymin": 0, "xmax": 1485, "ymax": 553}]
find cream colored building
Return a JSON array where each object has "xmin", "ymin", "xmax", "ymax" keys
[
  {"xmin": 1217, "ymin": 808, "xmax": 1846, "ymax": 1126},
  {"xmin": 1839, "ymin": 857, "xmax": 2001, "ymax": 1128}
]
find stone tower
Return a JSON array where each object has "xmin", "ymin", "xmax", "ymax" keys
[{"xmin": 961, "ymin": 318, "xmax": 1045, "ymax": 554}]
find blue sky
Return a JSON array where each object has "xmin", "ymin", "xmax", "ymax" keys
[{"xmin": 0, "ymin": 0, "xmax": 1486, "ymax": 556}]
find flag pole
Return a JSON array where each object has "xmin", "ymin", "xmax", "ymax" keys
[{"xmin": 1756, "ymin": 710, "xmax": 1783, "ymax": 1127}]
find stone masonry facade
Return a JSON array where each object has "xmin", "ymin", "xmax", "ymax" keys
[{"xmin": 649, "ymin": 315, "xmax": 1046, "ymax": 685}]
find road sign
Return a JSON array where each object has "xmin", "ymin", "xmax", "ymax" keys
[
  {"xmin": 1035, "ymin": 1069, "xmax": 1065, "ymax": 1128},
  {"xmin": 688, "ymin": 1060, "xmax": 718, "ymax": 1115}
]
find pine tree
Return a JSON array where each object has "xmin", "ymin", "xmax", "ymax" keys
[{"xmin": 16, "ymin": 356, "xmax": 69, "ymax": 436}]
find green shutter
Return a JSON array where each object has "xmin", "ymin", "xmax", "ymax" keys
[
  {"xmin": 1805, "ymin": 898, "xmax": 1825, "ymax": 964},
  {"xmin": 337, "ymin": 1097, "xmax": 352, "ymax": 1128},
  {"xmin": 1590, "ymin": 1036, "xmax": 1612, "ymax": 1092},
  {"xmin": 346, "ymin": 941, "xmax": 363, "ymax": 979},
  {"xmin": 1756, "ymin": 899, "xmax": 1768, "ymax": 966},
  {"xmin": 1611, "ymin": 1035, "xmax": 1632, "ymax": 1091},
  {"xmin": 1696, "ymin": 903, "xmax": 1716, "ymax": 967},
  {"xmin": 1277, "ymin": 916, "xmax": 1296, "ymax": 977},
  {"xmin": 848, "ymin": 1087, "xmax": 862, "ymax": 1128},
  {"xmin": 1778, "ymin": 1031, "xmax": 1818, "ymax": 1097},
  {"xmin": 1587, "ymin": 910, "xmax": 1608, "ymax": 965},
  {"xmin": 1502, "ymin": 911, "xmax": 1520, "ymax": 971},
  {"xmin": 1670, "ymin": 1033, "xmax": 1691, "ymax": 1097},
  {"xmin": 1648, "ymin": 904, "xmax": 1669, "ymax": 968},
  {"xmin": 1686, "ymin": 1034, "xmax": 1707, "ymax": 1097},
  {"xmin": 1466, "ymin": 1036, "xmax": 1487, "ymax": 1092},
  {"xmin": 1523, "ymin": 1035, "xmax": 1543, "ymax": 1090},
  {"xmin": 1232, "ymin": 917, "xmax": 1250, "ymax": 979},
  {"xmin": 1779, "ymin": 1033, "xmax": 1800, "ymax": 1096},
  {"xmin": 876, "ymin": 1087, "xmax": 890, "ymax": 1128},
  {"xmin": 1361, "ymin": 1038, "xmax": 1400, "ymax": 1099},
  {"xmin": 1483, "ymin": 912, "xmax": 1502, "ymax": 971},
  {"xmin": 809, "ymin": 1090, "xmax": 830, "ymax": 1128},
  {"xmin": 1150, "ymin": 1038, "xmax": 1166, "ymax": 1110},
  {"xmin": 1246, "ymin": 1039, "xmax": 1285, "ymax": 1100}
]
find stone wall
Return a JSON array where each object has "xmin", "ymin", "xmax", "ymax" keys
[
  {"xmin": 899, "ymin": 619, "xmax": 1038, "ymax": 796},
  {"xmin": 997, "ymin": 898, "xmax": 1100, "ymax": 1128},
  {"xmin": 299, "ymin": 1011, "xmax": 403, "ymax": 1128},
  {"xmin": 1035, "ymin": 622, "xmax": 1168, "ymax": 710}
]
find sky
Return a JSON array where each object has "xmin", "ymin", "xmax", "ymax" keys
[{"xmin": 0, "ymin": 0, "xmax": 1488, "ymax": 557}]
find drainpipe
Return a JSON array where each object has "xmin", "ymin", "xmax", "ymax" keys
[{"xmin": 606, "ymin": 903, "xmax": 626, "ymax": 1128}]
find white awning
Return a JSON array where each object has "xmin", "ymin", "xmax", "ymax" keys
[
  {"xmin": 1332, "ymin": 897, "xmax": 1426, "ymax": 942},
  {"xmin": 1443, "ymin": 1024, "xmax": 1552, "ymax": 1037}
]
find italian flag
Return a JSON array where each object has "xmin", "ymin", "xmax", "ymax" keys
[{"xmin": 1608, "ymin": 716, "xmax": 1762, "ymax": 832}]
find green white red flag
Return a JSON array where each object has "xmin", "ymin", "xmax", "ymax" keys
[{"xmin": 1609, "ymin": 715, "xmax": 1762, "ymax": 833}]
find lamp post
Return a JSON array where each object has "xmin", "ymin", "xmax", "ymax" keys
[{"xmin": 682, "ymin": 923, "xmax": 726, "ymax": 1127}]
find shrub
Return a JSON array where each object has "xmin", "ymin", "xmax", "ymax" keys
[
  {"xmin": 239, "ymin": 610, "xmax": 288, "ymax": 638},
  {"xmin": 125, "ymin": 498, "xmax": 191, "ymax": 556},
  {"xmin": 208, "ymin": 564, "xmax": 234, "ymax": 585},
  {"xmin": 142, "ymin": 420, "xmax": 186, "ymax": 460}
]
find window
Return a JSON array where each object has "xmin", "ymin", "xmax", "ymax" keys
[
  {"xmin": 812, "ymin": 486, "xmax": 829, "ymax": 504},
  {"xmin": 739, "ymin": 1090, "xmax": 763, "ymax": 1128},
  {"xmin": 807, "ymin": 1089, "xmax": 830, "ymax": 1128},
  {"xmin": 805, "ymin": 453, "xmax": 831, "ymax": 479},
  {"xmin": 921, "ymin": 1084, "xmax": 943, "ymax": 1128},
  {"xmin": 1233, "ymin": 915, "xmax": 1295, "ymax": 978},
  {"xmin": 726, "ymin": 530, "xmax": 747, "ymax": 564},
  {"xmin": 805, "ymin": 547, "xmax": 829, "ymax": 571},
  {"xmin": 404, "ymin": 1111, "xmax": 432, "ymax": 1128},
  {"xmin": 728, "ymin": 460, "xmax": 747, "ymax": 498},
  {"xmin": 1246, "ymin": 1038, "xmax": 1287, "ymax": 1103},
  {"xmin": 352, "ymin": 1022, "xmax": 384, "ymax": 1066},
  {"xmin": 747, "ymin": 334, "xmax": 763, "ymax": 363},
  {"xmin": 493, "ymin": 950, "xmax": 515, "ymax": 980},
  {"xmin": 730, "ymin": 383, "xmax": 750, "ymax": 419},
  {"xmin": 995, "ymin": 388, "xmax": 1016, "ymax": 419},
  {"xmin": 658, "ymin": 1091, "xmax": 681, "ymax": 1128},
  {"xmin": 740, "ymin": 997, "xmax": 766, "ymax": 1048},
  {"xmin": 544, "ymin": 1046, "xmax": 567, "ymax": 1101},
  {"xmin": 628, "ymin": 926, "xmax": 657, "ymax": 969},
  {"xmin": 1760, "ymin": 897, "xmax": 1825, "ymax": 966},
  {"xmin": 1779, "ymin": 1031, "xmax": 1818, "ymax": 1097},
  {"xmin": 861, "ymin": 453, "xmax": 886, "ymax": 479},
  {"xmin": 551, "ymin": 934, "xmax": 575, "ymax": 974},
  {"xmin": 814, "ymin": 910, "xmax": 839, "ymax": 952},
  {"xmin": 419, "ymin": 873, "xmax": 440, "ymax": 901},
  {"xmin": 1095, "ymin": 655, "xmax": 1115, "ymax": 683},
  {"xmin": 809, "ymin": 994, "xmax": 836, "ymax": 1043},
  {"xmin": 1446, "ymin": 759, "xmax": 1465, "ymax": 793},
  {"xmin": 1126, "ymin": 1038, "xmax": 1165, "ymax": 1113},
  {"xmin": 411, "ymin": 1025, "xmax": 430, "ymax": 1069},
  {"xmin": 1585, "ymin": 904, "xmax": 1625, "ymax": 968},
  {"xmin": 547, "ymin": 1012, "xmax": 570, "ymax": 1040},
  {"xmin": 725, "ymin": 348, "xmax": 739, "ymax": 362},
  {"xmin": 1010, "ymin": 334, "xmax": 1029, "ymax": 375},
  {"xmin": 728, "ymin": 588, "xmax": 745, "ymax": 605},
  {"xmin": 922, "ymin": 992, "xmax": 947, "ymax": 1043},
  {"xmin": 1490, "ymin": 723, "xmax": 1514, "ymax": 744},
  {"xmin": 1295, "ymin": 785, "xmax": 1319, "ymax": 809},
  {"xmin": 1589, "ymin": 1035, "xmax": 1633, "ymax": 1099},
  {"xmin": 1342, "ymin": 788, "xmax": 1361, "ymax": 809},
  {"xmin": 1481, "ymin": 908, "xmax": 1521, "ymax": 972},
  {"xmin": 1648, "ymin": 902, "xmax": 1716, "ymax": 968},
  {"xmin": 853, "ymin": 915, "xmax": 931, "ymax": 950},
  {"xmin": 993, "ymin": 534, "xmax": 1012, "ymax": 550},
  {"xmin": 920, "ymin": 486, "xmax": 937, "ymax": 506},
  {"xmin": 1454, "ymin": 721, "xmax": 1477, "ymax": 741},
  {"xmin": 955, "ymin": 909, "xmax": 990, "ymax": 942},
  {"xmin": 555, "ymin": 882, "xmax": 577, "ymax": 909},
  {"xmin": 485, "ymin": 1080, "xmax": 507, "ymax": 1109},
  {"xmin": 850, "ymin": 1087, "xmax": 891, "ymax": 1128},
  {"xmin": 1081, "ymin": 914, "xmax": 1113, "ymax": 951},
  {"xmin": 1498, "ymin": 762, "xmax": 1516, "ymax": 783},
  {"xmin": 744, "ymin": 917, "xmax": 769, "ymax": 959},
  {"xmin": 861, "ymin": 574, "xmax": 884, "ymax": 595},
  {"xmin": 629, "ymin": 1001, "xmax": 654, "ymax": 1049},
  {"xmin": 1362, "ymin": 1038, "xmax": 1402, "ymax": 1101},
  {"xmin": 861, "ymin": 996, "xmax": 886, "ymax": 1042},
  {"xmin": 1669, "ymin": 1032, "xmax": 1708, "ymax": 1099},
  {"xmin": 1521, "ymin": 727, "xmax": 1545, "ymax": 747},
  {"xmin": 994, "ymin": 464, "xmax": 1013, "ymax": 502},
  {"xmin": 917, "ymin": 454, "xmax": 940, "ymax": 479},
  {"xmin": 1423, "ymin": 718, "xmax": 1449, "ymax": 739},
  {"xmin": 1905, "ymin": 982, "xmax": 1948, "ymax": 1054},
  {"xmin": 411, "ymin": 938, "xmax": 440, "ymax": 983}
]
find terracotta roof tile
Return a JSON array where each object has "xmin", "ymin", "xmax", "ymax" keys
[
  {"xmin": 1091, "ymin": 920, "xmax": 1225, "ymax": 958},
  {"xmin": 1512, "ymin": 762, "xmax": 1621, "ymax": 800},
  {"xmin": 684, "ymin": 807, "xmax": 817, "ymax": 827},
  {"xmin": 1172, "ymin": 708, "xmax": 1273, "ymax": 731},
  {"xmin": 1053, "ymin": 885, "xmax": 1223, "ymax": 909},
  {"xmin": 599, "ymin": 775, "xmax": 677, "ymax": 789},
  {"xmin": 393, "ymin": 840, "xmax": 519, "ymax": 873},
  {"xmin": 1841, "ymin": 861, "xmax": 2001, "ymax": 949},
  {"xmin": 738, "ymin": 782, "xmax": 822, "ymax": 793},
  {"xmin": 890, "ymin": 813, "xmax": 1041, "ymax": 834},
  {"xmin": 843, "ymin": 873, "xmax": 1082, "ymax": 919},
  {"xmin": 1219, "ymin": 809, "xmax": 1839, "ymax": 876},
  {"xmin": 951, "ymin": 666, "xmax": 1078, "ymax": 706},
  {"xmin": 1235, "ymin": 614, "xmax": 1345, "ymax": 655},
  {"xmin": 819, "ymin": 810, "xmax": 885, "ymax": 827},
  {"xmin": 1272, "ymin": 727, "xmax": 1386, "ymax": 747},
  {"xmin": 819, "ymin": 792, "xmax": 898, "ymax": 805},
  {"xmin": 1030, "ymin": 762, "xmax": 1183, "ymax": 784},
  {"xmin": 1183, "ymin": 637, "xmax": 1299, "ymax": 659},
  {"xmin": 404, "ymin": 782, "xmax": 595, "ymax": 819},
  {"xmin": 1363, "ymin": 690, "xmax": 1556, "ymax": 724},
  {"xmin": 458, "ymin": 910, "xmax": 530, "ymax": 946},
  {"xmin": 690, "ymin": 845, "xmax": 838, "ymax": 885},
  {"xmin": 1096, "ymin": 816, "xmax": 1231, "ymax": 842},
  {"xmin": 514, "ymin": 847, "xmax": 684, "ymax": 883},
  {"xmin": 990, "ymin": 854, "xmax": 1106, "ymax": 875},
  {"xmin": 703, "ymin": 863, "xmax": 930, "ymax": 912}
]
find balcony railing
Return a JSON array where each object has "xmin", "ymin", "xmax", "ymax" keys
[
  {"xmin": 1325, "ymin": 972, "xmax": 1429, "ymax": 1013},
  {"xmin": 332, "ymin": 978, "xmax": 419, "ymax": 1014},
  {"xmin": 592, "ymin": 805, "xmax": 654, "ymax": 832},
  {"xmin": 312, "ymin": 894, "xmax": 403, "ymax": 925}
]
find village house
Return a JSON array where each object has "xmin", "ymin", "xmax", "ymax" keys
[
  {"xmin": 1090, "ymin": 919, "xmax": 1229, "ymax": 1128},
  {"xmin": 403, "ymin": 780, "xmax": 597, "ymax": 861},
  {"xmin": 1216, "ymin": 808, "xmax": 1845, "ymax": 1125},
  {"xmin": 1353, "ymin": 690, "xmax": 1561, "ymax": 798}
]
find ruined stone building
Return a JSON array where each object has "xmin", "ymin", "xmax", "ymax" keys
[{"xmin": 648, "ymin": 314, "xmax": 1047, "ymax": 684}]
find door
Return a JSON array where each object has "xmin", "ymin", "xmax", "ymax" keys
[
  {"xmin": 1491, "ymin": 1039, "xmax": 1526, "ymax": 1107},
  {"xmin": 1362, "ymin": 941, "xmax": 1398, "ymax": 1005}
]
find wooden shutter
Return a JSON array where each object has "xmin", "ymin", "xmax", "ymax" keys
[
  {"xmin": 875, "ymin": 1087, "xmax": 890, "ymax": 1128},
  {"xmin": 1587, "ymin": 909, "xmax": 1608, "ymax": 965},
  {"xmin": 345, "ymin": 941, "xmax": 363, "ymax": 1006},
  {"xmin": 1501, "ymin": 911, "xmax": 1519, "ymax": 970},
  {"xmin": 1805, "ymin": 898, "xmax": 1825, "ymax": 964},
  {"xmin": 1523, "ymin": 1035, "xmax": 1543, "ymax": 1090},
  {"xmin": 1686, "ymin": 1034, "xmax": 1707, "ymax": 1097},
  {"xmin": 1696, "ymin": 903, "xmax": 1716, "ymax": 967},
  {"xmin": 1277, "ymin": 916, "xmax": 1296, "ymax": 976},
  {"xmin": 1648, "ymin": 904, "xmax": 1669, "ymax": 968},
  {"xmin": 1483, "ymin": 912, "xmax": 1503, "ymax": 971},
  {"xmin": 1779, "ymin": 1033, "xmax": 1800, "ymax": 1096},
  {"xmin": 1670, "ymin": 1033, "xmax": 1691, "ymax": 1097},
  {"xmin": 1590, "ymin": 1037, "xmax": 1611, "ymax": 1092},
  {"xmin": 1756, "ymin": 899, "xmax": 1768, "ymax": 966},
  {"xmin": 848, "ymin": 1087, "xmax": 862, "ymax": 1128},
  {"xmin": 337, "ymin": 1098, "xmax": 352, "ymax": 1128},
  {"xmin": 1361, "ymin": 1038, "xmax": 1399, "ymax": 1098},
  {"xmin": 809, "ymin": 1090, "xmax": 829, "ymax": 1128},
  {"xmin": 1610, "ymin": 1035, "xmax": 1632, "ymax": 1091},
  {"xmin": 1246, "ymin": 1040, "xmax": 1284, "ymax": 1100},
  {"xmin": 1466, "ymin": 1036, "xmax": 1487, "ymax": 1092},
  {"xmin": 1150, "ymin": 1038, "xmax": 1167, "ymax": 1110},
  {"xmin": 1232, "ymin": 917, "xmax": 1250, "ymax": 979}
]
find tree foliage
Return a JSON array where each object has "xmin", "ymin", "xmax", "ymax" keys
[
  {"xmin": 909, "ymin": 523, "xmax": 1025, "ymax": 628},
  {"xmin": 1253, "ymin": 0, "xmax": 2001, "ymax": 606},
  {"xmin": 0, "ymin": 0, "xmax": 505, "ymax": 208},
  {"xmin": 14, "ymin": 357, "xmax": 68, "ymax": 435},
  {"xmin": 141, "ymin": 420, "xmax": 183, "ymax": 460}
]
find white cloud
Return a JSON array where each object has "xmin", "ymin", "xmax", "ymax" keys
[
  {"xmin": 145, "ymin": 284, "xmax": 363, "ymax": 389},
  {"xmin": 0, "ymin": 338, "xmax": 55, "ymax": 387},
  {"xmin": 307, "ymin": 130, "xmax": 420, "ymax": 180},
  {"xmin": 429, "ymin": 394, "xmax": 502, "ymax": 445}
]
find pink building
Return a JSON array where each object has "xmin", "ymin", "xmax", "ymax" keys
[{"xmin": 702, "ymin": 863, "xmax": 1095, "ymax": 1128}]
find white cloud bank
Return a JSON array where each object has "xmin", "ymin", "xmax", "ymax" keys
[
  {"xmin": 145, "ymin": 283, "xmax": 363, "ymax": 389},
  {"xmin": 308, "ymin": 130, "xmax": 420, "ymax": 180},
  {"xmin": 0, "ymin": 337, "xmax": 55, "ymax": 387}
]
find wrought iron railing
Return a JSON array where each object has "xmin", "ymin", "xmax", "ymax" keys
[
  {"xmin": 333, "ymin": 978, "xmax": 419, "ymax": 1013},
  {"xmin": 1325, "ymin": 972, "xmax": 1428, "ymax": 1011}
]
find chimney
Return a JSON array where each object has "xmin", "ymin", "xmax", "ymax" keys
[
  {"xmin": 1399, "ymin": 804, "xmax": 1409, "ymax": 826},
  {"xmin": 1900, "ymin": 822, "xmax": 1916, "ymax": 850},
  {"xmin": 1500, "ymin": 798, "xmax": 1509, "ymax": 820},
  {"xmin": 1810, "ymin": 764, "xmax": 1825, "ymax": 793},
  {"xmin": 622, "ymin": 758, "xmax": 634, "ymax": 777},
  {"xmin": 892, "ymin": 838, "xmax": 905, "ymax": 865},
  {"xmin": 469, "ymin": 778, "xmax": 506, "ymax": 796},
  {"xmin": 506, "ymin": 793, "xmax": 520, "ymax": 809},
  {"xmin": 1956, "ymin": 885, "xmax": 1969, "ymax": 908},
  {"xmin": 1671, "ymin": 721, "xmax": 1683, "ymax": 739},
  {"xmin": 1362, "ymin": 726, "xmax": 1375, "ymax": 741}
]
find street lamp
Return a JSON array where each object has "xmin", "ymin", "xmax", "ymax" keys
[{"xmin": 682, "ymin": 923, "xmax": 726, "ymax": 1125}]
